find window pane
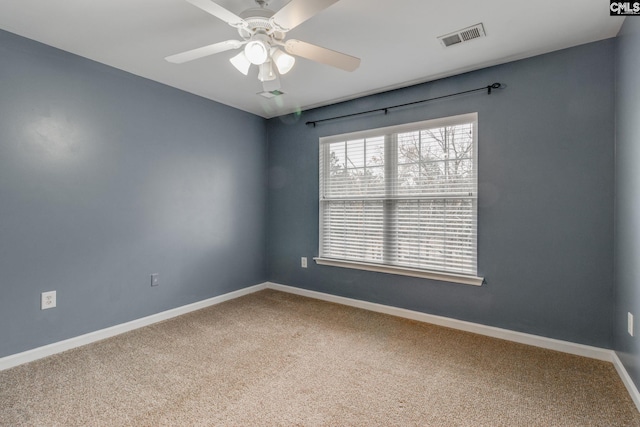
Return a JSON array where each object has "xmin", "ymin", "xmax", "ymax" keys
[
  {"xmin": 398, "ymin": 131, "xmax": 421, "ymax": 165},
  {"xmin": 346, "ymin": 139, "xmax": 365, "ymax": 168},
  {"xmin": 328, "ymin": 142, "xmax": 345, "ymax": 176},
  {"xmin": 397, "ymin": 123, "xmax": 476, "ymax": 198},
  {"xmin": 366, "ymin": 136, "xmax": 385, "ymax": 167},
  {"xmin": 420, "ymin": 128, "xmax": 448, "ymax": 162},
  {"xmin": 392, "ymin": 199, "xmax": 477, "ymax": 275},
  {"xmin": 323, "ymin": 137, "xmax": 387, "ymax": 198},
  {"xmin": 398, "ymin": 163, "xmax": 420, "ymax": 191},
  {"xmin": 321, "ymin": 200, "xmax": 384, "ymax": 263}
]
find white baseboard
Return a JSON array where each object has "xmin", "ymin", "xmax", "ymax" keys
[
  {"xmin": 265, "ymin": 282, "xmax": 612, "ymax": 361},
  {"xmin": 612, "ymin": 351, "xmax": 640, "ymax": 411},
  {"xmin": 0, "ymin": 283, "xmax": 267, "ymax": 371},
  {"xmin": 2, "ymin": 280, "xmax": 639, "ymax": 413},
  {"xmin": 265, "ymin": 282, "xmax": 640, "ymax": 412}
]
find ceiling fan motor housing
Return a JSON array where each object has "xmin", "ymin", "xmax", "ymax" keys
[{"xmin": 238, "ymin": 8, "xmax": 284, "ymax": 42}]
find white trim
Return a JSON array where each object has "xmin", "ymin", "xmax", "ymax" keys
[
  {"xmin": 318, "ymin": 113, "xmax": 480, "ymax": 281},
  {"xmin": 612, "ymin": 351, "xmax": 640, "ymax": 412},
  {"xmin": 2, "ymin": 280, "xmax": 639, "ymax": 413},
  {"xmin": 314, "ymin": 257, "xmax": 484, "ymax": 286},
  {"xmin": 0, "ymin": 283, "xmax": 267, "ymax": 371},
  {"xmin": 266, "ymin": 282, "xmax": 640, "ymax": 412},
  {"xmin": 264, "ymin": 282, "xmax": 611, "ymax": 361}
]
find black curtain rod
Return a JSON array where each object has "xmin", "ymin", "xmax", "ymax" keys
[{"xmin": 305, "ymin": 82, "xmax": 502, "ymax": 127}]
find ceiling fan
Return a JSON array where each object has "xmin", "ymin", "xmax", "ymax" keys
[{"xmin": 165, "ymin": 0, "xmax": 361, "ymax": 93}]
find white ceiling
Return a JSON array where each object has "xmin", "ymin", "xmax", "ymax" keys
[{"xmin": 0, "ymin": 0, "xmax": 624, "ymax": 118}]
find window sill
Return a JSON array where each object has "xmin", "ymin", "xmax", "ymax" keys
[{"xmin": 313, "ymin": 257, "xmax": 484, "ymax": 286}]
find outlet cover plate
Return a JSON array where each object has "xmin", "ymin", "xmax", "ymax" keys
[
  {"xmin": 151, "ymin": 273, "xmax": 159, "ymax": 287},
  {"xmin": 629, "ymin": 312, "xmax": 634, "ymax": 337},
  {"xmin": 301, "ymin": 257, "xmax": 307, "ymax": 268},
  {"xmin": 41, "ymin": 291, "xmax": 57, "ymax": 310}
]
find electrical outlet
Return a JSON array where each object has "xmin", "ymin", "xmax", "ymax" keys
[
  {"xmin": 301, "ymin": 257, "xmax": 307, "ymax": 268},
  {"xmin": 151, "ymin": 273, "xmax": 159, "ymax": 287},
  {"xmin": 41, "ymin": 291, "xmax": 57, "ymax": 310},
  {"xmin": 629, "ymin": 312, "xmax": 634, "ymax": 337}
]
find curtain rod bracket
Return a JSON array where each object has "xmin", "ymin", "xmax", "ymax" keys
[{"xmin": 487, "ymin": 82, "xmax": 501, "ymax": 94}]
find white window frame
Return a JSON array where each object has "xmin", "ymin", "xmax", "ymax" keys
[{"xmin": 315, "ymin": 113, "xmax": 483, "ymax": 286}]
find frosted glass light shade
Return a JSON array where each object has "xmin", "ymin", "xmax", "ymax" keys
[
  {"xmin": 229, "ymin": 51, "xmax": 251, "ymax": 75},
  {"xmin": 244, "ymin": 40, "xmax": 269, "ymax": 65},
  {"xmin": 271, "ymin": 49, "xmax": 295, "ymax": 75},
  {"xmin": 258, "ymin": 61, "xmax": 277, "ymax": 82}
]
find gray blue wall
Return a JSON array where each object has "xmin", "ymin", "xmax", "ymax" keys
[
  {"xmin": 0, "ymin": 26, "xmax": 620, "ymax": 360},
  {"xmin": 615, "ymin": 17, "xmax": 640, "ymax": 391},
  {"xmin": 267, "ymin": 39, "xmax": 616, "ymax": 348},
  {"xmin": 0, "ymin": 29, "xmax": 268, "ymax": 358}
]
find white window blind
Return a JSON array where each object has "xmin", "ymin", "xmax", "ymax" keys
[{"xmin": 319, "ymin": 113, "xmax": 478, "ymax": 279}]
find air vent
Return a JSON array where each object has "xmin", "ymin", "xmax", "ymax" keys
[
  {"xmin": 438, "ymin": 23, "xmax": 486, "ymax": 48},
  {"xmin": 258, "ymin": 89, "xmax": 284, "ymax": 99}
]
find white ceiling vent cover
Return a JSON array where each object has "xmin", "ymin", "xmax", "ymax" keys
[
  {"xmin": 258, "ymin": 90, "xmax": 285, "ymax": 99},
  {"xmin": 438, "ymin": 23, "xmax": 486, "ymax": 48}
]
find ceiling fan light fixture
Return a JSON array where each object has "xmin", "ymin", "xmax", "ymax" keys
[
  {"xmin": 258, "ymin": 61, "xmax": 277, "ymax": 82},
  {"xmin": 168, "ymin": 0, "xmax": 362, "ymax": 94},
  {"xmin": 244, "ymin": 40, "xmax": 269, "ymax": 65},
  {"xmin": 271, "ymin": 48, "xmax": 295, "ymax": 75},
  {"xmin": 229, "ymin": 51, "xmax": 251, "ymax": 75}
]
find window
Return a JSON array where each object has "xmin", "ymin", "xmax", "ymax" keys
[{"xmin": 316, "ymin": 113, "xmax": 482, "ymax": 286}]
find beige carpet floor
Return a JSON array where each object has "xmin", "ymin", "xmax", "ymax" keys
[{"xmin": 1, "ymin": 289, "xmax": 639, "ymax": 426}]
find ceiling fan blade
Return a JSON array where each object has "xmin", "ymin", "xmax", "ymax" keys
[
  {"xmin": 284, "ymin": 40, "xmax": 360, "ymax": 72},
  {"xmin": 271, "ymin": 0, "xmax": 340, "ymax": 31},
  {"xmin": 165, "ymin": 40, "xmax": 243, "ymax": 64},
  {"xmin": 185, "ymin": 0, "xmax": 245, "ymax": 26}
]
